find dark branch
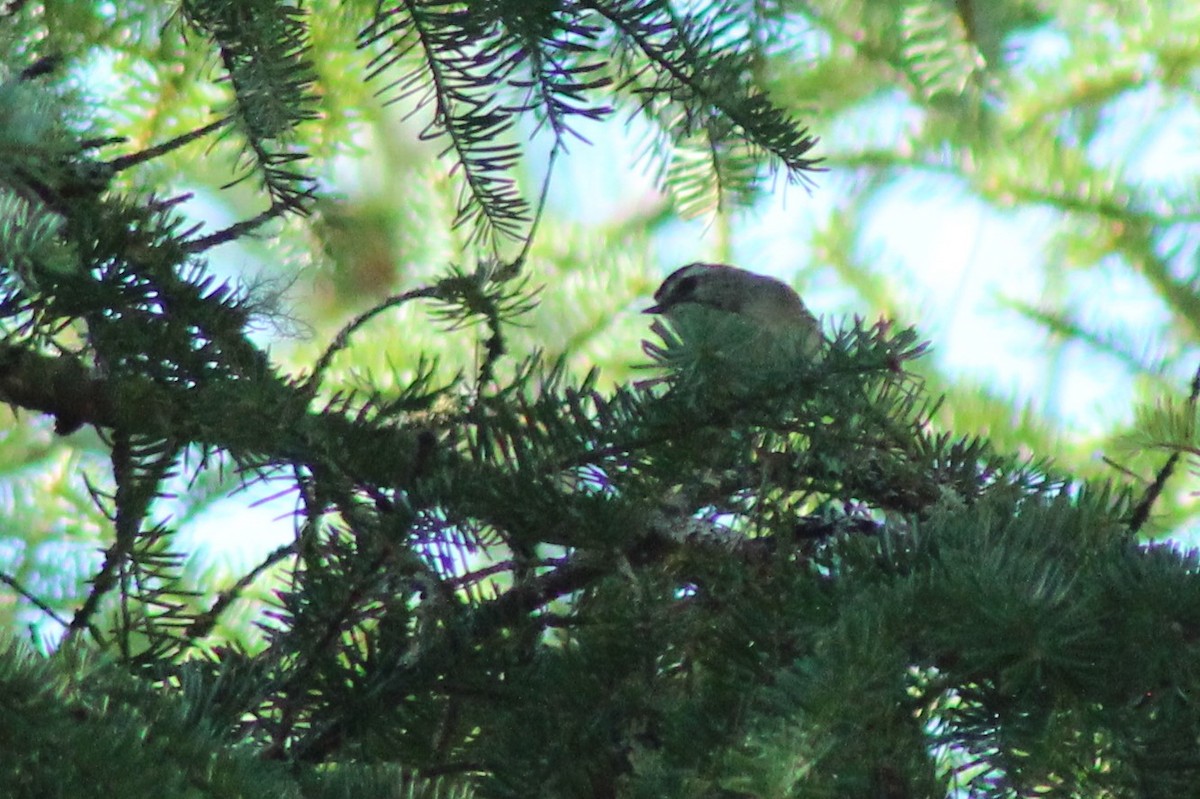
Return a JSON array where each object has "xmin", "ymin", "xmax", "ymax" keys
[{"xmin": 1127, "ymin": 362, "xmax": 1200, "ymax": 536}]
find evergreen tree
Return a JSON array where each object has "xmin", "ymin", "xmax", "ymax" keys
[{"xmin": 2, "ymin": 2, "xmax": 1200, "ymax": 798}]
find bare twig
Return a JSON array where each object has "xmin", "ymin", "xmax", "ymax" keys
[
  {"xmin": 305, "ymin": 286, "xmax": 442, "ymax": 394},
  {"xmin": 105, "ymin": 118, "xmax": 232, "ymax": 173},
  {"xmin": 0, "ymin": 570, "xmax": 70, "ymax": 628},
  {"xmin": 183, "ymin": 203, "xmax": 292, "ymax": 253}
]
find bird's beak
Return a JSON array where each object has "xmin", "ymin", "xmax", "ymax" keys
[{"xmin": 642, "ymin": 303, "xmax": 664, "ymax": 315}]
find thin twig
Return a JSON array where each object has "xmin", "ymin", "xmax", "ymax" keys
[
  {"xmin": 1127, "ymin": 363, "xmax": 1200, "ymax": 536},
  {"xmin": 306, "ymin": 286, "xmax": 443, "ymax": 394},
  {"xmin": 477, "ymin": 146, "xmax": 559, "ymax": 388},
  {"xmin": 66, "ymin": 431, "xmax": 138, "ymax": 644},
  {"xmin": 497, "ymin": 144, "xmax": 558, "ymax": 281},
  {"xmin": 105, "ymin": 118, "xmax": 232, "ymax": 172},
  {"xmin": 183, "ymin": 203, "xmax": 291, "ymax": 253},
  {"xmin": 186, "ymin": 542, "xmax": 298, "ymax": 640},
  {"xmin": 0, "ymin": 571, "xmax": 70, "ymax": 628}
]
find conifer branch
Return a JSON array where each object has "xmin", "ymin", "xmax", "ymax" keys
[
  {"xmin": 1126, "ymin": 363, "xmax": 1200, "ymax": 536},
  {"xmin": 587, "ymin": 0, "xmax": 822, "ymax": 179},
  {"xmin": 308, "ymin": 286, "xmax": 442, "ymax": 393},
  {"xmin": 182, "ymin": 0, "xmax": 318, "ymax": 211},
  {"xmin": 182, "ymin": 203, "xmax": 293, "ymax": 253},
  {"xmin": 360, "ymin": 2, "xmax": 530, "ymax": 247},
  {"xmin": 0, "ymin": 342, "xmax": 429, "ymax": 486}
]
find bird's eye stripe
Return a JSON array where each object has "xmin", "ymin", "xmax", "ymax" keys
[{"xmin": 675, "ymin": 275, "xmax": 698, "ymax": 299}]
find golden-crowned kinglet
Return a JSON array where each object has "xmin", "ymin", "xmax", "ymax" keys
[{"xmin": 644, "ymin": 262, "xmax": 822, "ymax": 357}]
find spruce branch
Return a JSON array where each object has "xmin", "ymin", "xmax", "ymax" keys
[
  {"xmin": 482, "ymin": 2, "xmax": 614, "ymax": 143},
  {"xmin": 360, "ymin": 1, "xmax": 531, "ymax": 248},
  {"xmin": 182, "ymin": 0, "xmax": 319, "ymax": 212},
  {"xmin": 1126, "ymin": 362, "xmax": 1200, "ymax": 536},
  {"xmin": 306, "ymin": 260, "xmax": 540, "ymax": 399},
  {"xmin": 182, "ymin": 202, "xmax": 294, "ymax": 253},
  {"xmin": 63, "ymin": 429, "xmax": 190, "ymax": 656},
  {"xmin": 589, "ymin": 0, "xmax": 822, "ymax": 181},
  {"xmin": 0, "ymin": 342, "xmax": 430, "ymax": 487},
  {"xmin": 68, "ymin": 430, "xmax": 142, "ymax": 644}
]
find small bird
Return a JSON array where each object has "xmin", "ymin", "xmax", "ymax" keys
[
  {"xmin": 640, "ymin": 264, "xmax": 823, "ymax": 523},
  {"xmin": 644, "ymin": 262, "xmax": 822, "ymax": 356}
]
